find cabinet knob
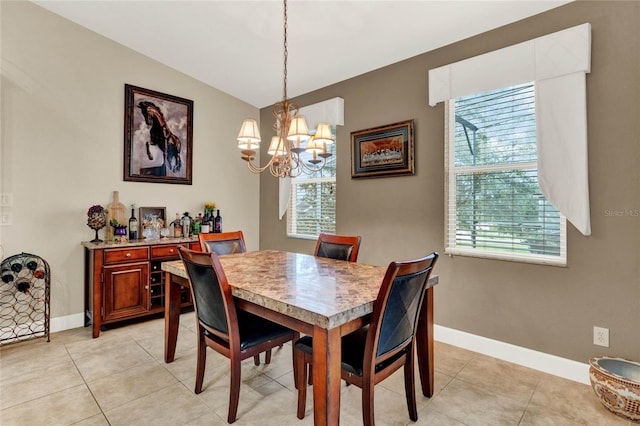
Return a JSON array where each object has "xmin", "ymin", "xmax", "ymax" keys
[
  {"xmin": 169, "ymin": 249, "xmax": 174, "ymax": 253},
  {"xmin": 125, "ymin": 253, "xmax": 131, "ymax": 257},
  {"xmin": 145, "ymin": 285, "xmax": 149, "ymax": 290}
]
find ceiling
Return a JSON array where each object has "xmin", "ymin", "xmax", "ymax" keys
[{"xmin": 33, "ymin": 0, "xmax": 572, "ymax": 108}]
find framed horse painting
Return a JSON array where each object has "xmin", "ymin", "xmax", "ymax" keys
[{"xmin": 124, "ymin": 84, "xmax": 193, "ymax": 184}]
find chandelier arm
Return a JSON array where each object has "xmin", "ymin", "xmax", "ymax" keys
[{"xmin": 245, "ymin": 151, "xmax": 279, "ymax": 174}]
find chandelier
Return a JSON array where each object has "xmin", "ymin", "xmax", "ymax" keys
[{"xmin": 236, "ymin": 0, "xmax": 334, "ymax": 178}]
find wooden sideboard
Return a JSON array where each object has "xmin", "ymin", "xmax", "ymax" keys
[{"xmin": 82, "ymin": 237, "xmax": 199, "ymax": 337}]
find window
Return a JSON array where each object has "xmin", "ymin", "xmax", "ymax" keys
[
  {"xmin": 445, "ymin": 83, "xmax": 566, "ymax": 265},
  {"xmin": 287, "ymin": 128, "xmax": 336, "ymax": 239}
]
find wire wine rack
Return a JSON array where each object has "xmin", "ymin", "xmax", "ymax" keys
[{"xmin": 0, "ymin": 252, "xmax": 50, "ymax": 345}]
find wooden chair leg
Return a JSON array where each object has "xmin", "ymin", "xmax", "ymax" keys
[
  {"xmin": 404, "ymin": 351, "xmax": 418, "ymax": 421},
  {"xmin": 253, "ymin": 354, "xmax": 261, "ymax": 366},
  {"xmin": 294, "ymin": 349, "xmax": 307, "ymax": 419},
  {"xmin": 265, "ymin": 349, "xmax": 272, "ymax": 364},
  {"xmin": 194, "ymin": 334, "xmax": 207, "ymax": 394},
  {"xmin": 362, "ymin": 382, "xmax": 375, "ymax": 426},
  {"xmin": 228, "ymin": 355, "xmax": 241, "ymax": 423}
]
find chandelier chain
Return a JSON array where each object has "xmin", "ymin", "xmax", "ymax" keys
[
  {"xmin": 237, "ymin": 0, "xmax": 333, "ymax": 178},
  {"xmin": 282, "ymin": 0, "xmax": 288, "ymax": 102}
]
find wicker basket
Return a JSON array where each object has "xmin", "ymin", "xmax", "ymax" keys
[{"xmin": 589, "ymin": 356, "xmax": 640, "ymax": 423}]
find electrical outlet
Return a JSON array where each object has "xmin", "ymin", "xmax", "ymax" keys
[
  {"xmin": 0, "ymin": 193, "xmax": 12, "ymax": 207},
  {"xmin": 594, "ymin": 326, "xmax": 609, "ymax": 347},
  {"xmin": 0, "ymin": 213, "xmax": 12, "ymax": 226}
]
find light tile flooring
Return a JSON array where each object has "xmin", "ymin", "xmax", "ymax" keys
[{"xmin": 0, "ymin": 312, "xmax": 630, "ymax": 426}]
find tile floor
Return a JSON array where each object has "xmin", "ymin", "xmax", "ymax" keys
[{"xmin": 0, "ymin": 312, "xmax": 630, "ymax": 426}]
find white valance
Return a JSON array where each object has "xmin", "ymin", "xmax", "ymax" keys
[
  {"xmin": 279, "ymin": 97, "xmax": 344, "ymax": 219},
  {"xmin": 428, "ymin": 23, "xmax": 592, "ymax": 236}
]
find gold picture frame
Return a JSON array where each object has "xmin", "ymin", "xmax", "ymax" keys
[{"xmin": 351, "ymin": 120, "xmax": 415, "ymax": 178}]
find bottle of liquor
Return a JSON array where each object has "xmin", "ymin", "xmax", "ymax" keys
[
  {"xmin": 181, "ymin": 212, "xmax": 192, "ymax": 237},
  {"xmin": 173, "ymin": 213, "xmax": 183, "ymax": 238},
  {"xmin": 128, "ymin": 206, "xmax": 138, "ymax": 240},
  {"xmin": 193, "ymin": 213, "xmax": 201, "ymax": 236},
  {"xmin": 214, "ymin": 209, "xmax": 222, "ymax": 233}
]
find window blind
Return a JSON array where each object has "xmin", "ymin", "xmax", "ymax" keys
[
  {"xmin": 287, "ymin": 132, "xmax": 336, "ymax": 239},
  {"xmin": 446, "ymin": 83, "xmax": 567, "ymax": 265}
]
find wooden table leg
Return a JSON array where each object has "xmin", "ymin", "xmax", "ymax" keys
[
  {"xmin": 164, "ymin": 271, "xmax": 181, "ymax": 363},
  {"xmin": 312, "ymin": 325, "xmax": 341, "ymax": 426},
  {"xmin": 416, "ymin": 286, "xmax": 434, "ymax": 397}
]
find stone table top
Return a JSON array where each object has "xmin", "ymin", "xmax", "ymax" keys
[{"xmin": 162, "ymin": 250, "xmax": 438, "ymax": 329}]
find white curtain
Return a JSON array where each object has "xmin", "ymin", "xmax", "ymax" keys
[
  {"xmin": 428, "ymin": 23, "xmax": 592, "ymax": 235},
  {"xmin": 278, "ymin": 97, "xmax": 344, "ymax": 219}
]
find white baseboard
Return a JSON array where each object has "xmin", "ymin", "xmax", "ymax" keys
[
  {"xmin": 51, "ymin": 313, "xmax": 85, "ymax": 333},
  {"xmin": 434, "ymin": 325, "xmax": 590, "ymax": 385}
]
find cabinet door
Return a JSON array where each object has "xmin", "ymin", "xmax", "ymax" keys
[{"xmin": 103, "ymin": 262, "xmax": 149, "ymax": 321}]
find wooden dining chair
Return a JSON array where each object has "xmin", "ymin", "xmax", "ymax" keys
[
  {"xmin": 199, "ymin": 231, "xmax": 246, "ymax": 255},
  {"xmin": 178, "ymin": 246, "xmax": 298, "ymax": 424},
  {"xmin": 293, "ymin": 252, "xmax": 439, "ymax": 425},
  {"xmin": 314, "ymin": 233, "xmax": 362, "ymax": 262},
  {"xmin": 198, "ymin": 230, "xmax": 275, "ymax": 364}
]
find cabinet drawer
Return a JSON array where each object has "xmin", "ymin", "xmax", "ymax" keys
[
  {"xmin": 104, "ymin": 247, "xmax": 149, "ymax": 264},
  {"xmin": 151, "ymin": 244, "xmax": 181, "ymax": 259}
]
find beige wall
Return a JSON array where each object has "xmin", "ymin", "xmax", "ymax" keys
[
  {"xmin": 260, "ymin": 1, "xmax": 640, "ymax": 363},
  {"xmin": 0, "ymin": 1, "xmax": 260, "ymax": 321}
]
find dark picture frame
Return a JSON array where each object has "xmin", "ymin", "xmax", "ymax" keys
[
  {"xmin": 139, "ymin": 206, "xmax": 167, "ymax": 229},
  {"xmin": 351, "ymin": 119, "xmax": 415, "ymax": 179},
  {"xmin": 124, "ymin": 84, "xmax": 193, "ymax": 185}
]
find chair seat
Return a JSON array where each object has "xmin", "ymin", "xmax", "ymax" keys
[
  {"xmin": 294, "ymin": 328, "xmax": 407, "ymax": 377},
  {"xmin": 205, "ymin": 310, "xmax": 292, "ymax": 351},
  {"xmin": 238, "ymin": 311, "xmax": 292, "ymax": 351}
]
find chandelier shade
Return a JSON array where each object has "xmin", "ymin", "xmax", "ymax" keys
[
  {"xmin": 267, "ymin": 136, "xmax": 286, "ymax": 156},
  {"xmin": 237, "ymin": 119, "xmax": 261, "ymax": 150},
  {"xmin": 313, "ymin": 123, "xmax": 334, "ymax": 145},
  {"xmin": 236, "ymin": 0, "xmax": 334, "ymax": 178}
]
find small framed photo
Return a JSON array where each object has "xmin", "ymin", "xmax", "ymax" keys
[
  {"xmin": 139, "ymin": 206, "xmax": 167, "ymax": 229},
  {"xmin": 351, "ymin": 120, "xmax": 415, "ymax": 178},
  {"xmin": 124, "ymin": 84, "xmax": 193, "ymax": 185}
]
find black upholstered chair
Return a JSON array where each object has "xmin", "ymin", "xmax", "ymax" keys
[
  {"xmin": 293, "ymin": 252, "xmax": 438, "ymax": 425},
  {"xmin": 198, "ymin": 230, "xmax": 275, "ymax": 365},
  {"xmin": 199, "ymin": 230, "xmax": 246, "ymax": 255},
  {"xmin": 314, "ymin": 233, "xmax": 361, "ymax": 262},
  {"xmin": 178, "ymin": 246, "xmax": 298, "ymax": 424}
]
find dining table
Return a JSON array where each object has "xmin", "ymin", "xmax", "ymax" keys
[{"xmin": 162, "ymin": 250, "xmax": 438, "ymax": 426}]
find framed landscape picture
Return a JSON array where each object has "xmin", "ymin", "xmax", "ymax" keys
[
  {"xmin": 351, "ymin": 120, "xmax": 415, "ymax": 179},
  {"xmin": 124, "ymin": 84, "xmax": 193, "ymax": 185}
]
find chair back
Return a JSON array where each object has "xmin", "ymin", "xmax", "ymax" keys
[
  {"xmin": 178, "ymin": 246, "xmax": 237, "ymax": 339},
  {"xmin": 199, "ymin": 231, "xmax": 246, "ymax": 255},
  {"xmin": 368, "ymin": 252, "xmax": 438, "ymax": 361},
  {"xmin": 314, "ymin": 233, "xmax": 362, "ymax": 262}
]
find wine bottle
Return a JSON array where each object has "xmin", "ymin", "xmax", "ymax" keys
[
  {"xmin": 129, "ymin": 206, "xmax": 138, "ymax": 240},
  {"xmin": 173, "ymin": 213, "xmax": 183, "ymax": 238},
  {"xmin": 208, "ymin": 213, "xmax": 214, "ymax": 233},
  {"xmin": 202, "ymin": 211, "xmax": 210, "ymax": 233},
  {"xmin": 214, "ymin": 209, "xmax": 222, "ymax": 233}
]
